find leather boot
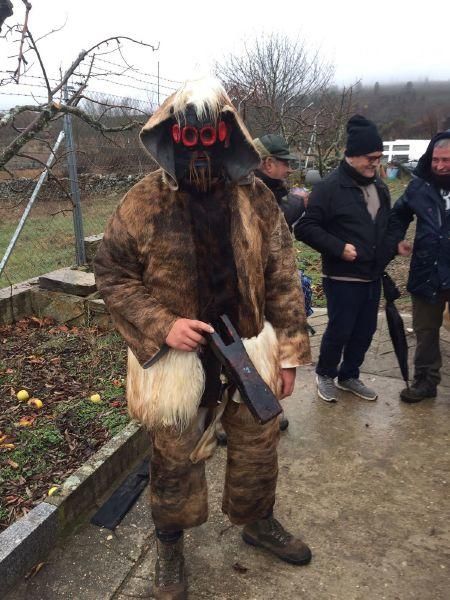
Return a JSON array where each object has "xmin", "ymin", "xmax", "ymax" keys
[
  {"xmin": 242, "ymin": 515, "xmax": 312, "ymax": 565},
  {"xmin": 400, "ymin": 380, "xmax": 437, "ymax": 403},
  {"xmin": 153, "ymin": 536, "xmax": 187, "ymax": 600}
]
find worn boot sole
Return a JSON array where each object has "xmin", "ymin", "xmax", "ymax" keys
[
  {"xmin": 400, "ymin": 391, "xmax": 436, "ymax": 404},
  {"xmin": 317, "ymin": 388, "xmax": 337, "ymax": 403},
  {"xmin": 335, "ymin": 382, "xmax": 377, "ymax": 401},
  {"xmin": 153, "ymin": 581, "xmax": 188, "ymax": 600},
  {"xmin": 242, "ymin": 531, "xmax": 312, "ymax": 565}
]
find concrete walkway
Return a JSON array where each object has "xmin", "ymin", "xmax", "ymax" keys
[{"xmin": 5, "ymin": 310, "xmax": 450, "ymax": 600}]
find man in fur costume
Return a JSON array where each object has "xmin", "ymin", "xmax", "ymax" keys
[{"xmin": 94, "ymin": 78, "xmax": 311, "ymax": 599}]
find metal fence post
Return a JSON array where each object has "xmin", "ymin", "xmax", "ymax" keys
[
  {"xmin": 63, "ymin": 88, "xmax": 86, "ymax": 265},
  {"xmin": 0, "ymin": 131, "xmax": 66, "ymax": 278}
]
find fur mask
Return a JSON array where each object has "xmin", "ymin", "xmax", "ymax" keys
[{"xmin": 140, "ymin": 77, "xmax": 260, "ymax": 190}]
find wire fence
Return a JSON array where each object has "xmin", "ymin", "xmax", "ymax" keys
[{"xmin": 0, "ymin": 91, "xmax": 160, "ymax": 289}]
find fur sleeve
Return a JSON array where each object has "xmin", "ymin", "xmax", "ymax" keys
[
  {"xmin": 264, "ymin": 209, "xmax": 312, "ymax": 368},
  {"xmin": 94, "ymin": 203, "xmax": 179, "ymax": 366}
]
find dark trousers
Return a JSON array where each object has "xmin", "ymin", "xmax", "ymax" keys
[
  {"xmin": 412, "ymin": 293, "xmax": 448, "ymax": 386},
  {"xmin": 316, "ymin": 278, "xmax": 381, "ymax": 381}
]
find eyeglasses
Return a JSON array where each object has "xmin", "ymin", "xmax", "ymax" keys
[
  {"xmin": 172, "ymin": 121, "xmax": 229, "ymax": 147},
  {"xmin": 364, "ymin": 154, "xmax": 383, "ymax": 164}
]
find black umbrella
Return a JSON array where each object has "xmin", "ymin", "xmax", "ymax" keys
[{"xmin": 382, "ymin": 272, "xmax": 409, "ymax": 388}]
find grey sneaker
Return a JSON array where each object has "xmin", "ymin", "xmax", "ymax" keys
[
  {"xmin": 336, "ymin": 378, "xmax": 377, "ymax": 401},
  {"xmin": 316, "ymin": 374, "xmax": 338, "ymax": 402}
]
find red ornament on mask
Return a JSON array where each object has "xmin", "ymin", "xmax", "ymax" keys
[{"xmin": 172, "ymin": 121, "xmax": 230, "ymax": 148}]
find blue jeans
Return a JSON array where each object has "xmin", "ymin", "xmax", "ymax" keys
[{"xmin": 316, "ymin": 278, "xmax": 381, "ymax": 381}]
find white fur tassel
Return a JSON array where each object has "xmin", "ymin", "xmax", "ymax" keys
[
  {"xmin": 127, "ymin": 348, "xmax": 205, "ymax": 430},
  {"xmin": 126, "ymin": 321, "xmax": 280, "ymax": 431},
  {"xmin": 233, "ymin": 321, "xmax": 281, "ymax": 402}
]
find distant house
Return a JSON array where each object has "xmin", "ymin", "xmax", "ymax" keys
[{"xmin": 382, "ymin": 139, "xmax": 430, "ymax": 163}]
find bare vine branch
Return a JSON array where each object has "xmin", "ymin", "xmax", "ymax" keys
[{"xmin": 0, "ymin": 13, "xmax": 158, "ymax": 175}]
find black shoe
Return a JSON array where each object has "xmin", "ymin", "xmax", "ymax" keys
[
  {"xmin": 400, "ymin": 381, "xmax": 437, "ymax": 403},
  {"xmin": 242, "ymin": 516, "xmax": 312, "ymax": 565},
  {"xmin": 279, "ymin": 411, "xmax": 289, "ymax": 431}
]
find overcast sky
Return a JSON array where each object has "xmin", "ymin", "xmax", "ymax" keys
[{"xmin": 1, "ymin": 0, "xmax": 449, "ymax": 109}]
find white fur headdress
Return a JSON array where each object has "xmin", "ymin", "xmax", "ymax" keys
[{"xmin": 172, "ymin": 77, "xmax": 231, "ymax": 124}]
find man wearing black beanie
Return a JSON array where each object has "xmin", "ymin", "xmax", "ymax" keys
[{"xmin": 294, "ymin": 115, "xmax": 392, "ymax": 402}]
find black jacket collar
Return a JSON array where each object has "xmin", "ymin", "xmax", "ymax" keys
[{"xmin": 337, "ymin": 163, "xmax": 386, "ymax": 193}]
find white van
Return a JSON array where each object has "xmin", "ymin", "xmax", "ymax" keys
[{"xmin": 382, "ymin": 139, "xmax": 430, "ymax": 163}]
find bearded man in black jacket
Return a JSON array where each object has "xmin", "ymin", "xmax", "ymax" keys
[
  {"xmin": 295, "ymin": 115, "xmax": 392, "ymax": 403},
  {"xmin": 388, "ymin": 131, "xmax": 450, "ymax": 403}
]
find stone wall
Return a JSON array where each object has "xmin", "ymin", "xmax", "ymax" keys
[{"xmin": 0, "ymin": 173, "xmax": 144, "ymax": 202}]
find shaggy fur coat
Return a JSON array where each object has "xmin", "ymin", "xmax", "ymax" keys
[{"xmin": 94, "ymin": 81, "xmax": 311, "ymax": 429}]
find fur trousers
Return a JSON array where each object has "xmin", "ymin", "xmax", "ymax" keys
[{"xmin": 149, "ymin": 400, "xmax": 281, "ymax": 532}]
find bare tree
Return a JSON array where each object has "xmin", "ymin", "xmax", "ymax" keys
[
  {"xmin": 0, "ymin": 0, "xmax": 159, "ymax": 177},
  {"xmin": 305, "ymin": 84, "xmax": 358, "ymax": 175},
  {"xmin": 215, "ymin": 33, "xmax": 334, "ymax": 147}
]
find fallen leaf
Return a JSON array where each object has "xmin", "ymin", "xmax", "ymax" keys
[
  {"xmin": 6, "ymin": 459, "xmax": 20, "ymax": 469},
  {"xmin": 17, "ymin": 416, "xmax": 36, "ymax": 427},
  {"xmin": 26, "ymin": 356, "xmax": 45, "ymax": 364},
  {"xmin": 64, "ymin": 429, "xmax": 76, "ymax": 451},
  {"xmin": 0, "ymin": 443, "xmax": 15, "ymax": 450},
  {"xmin": 25, "ymin": 562, "xmax": 46, "ymax": 579},
  {"xmin": 5, "ymin": 495, "xmax": 19, "ymax": 505},
  {"xmin": 30, "ymin": 316, "xmax": 45, "ymax": 327}
]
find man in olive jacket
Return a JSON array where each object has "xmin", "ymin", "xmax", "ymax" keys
[
  {"xmin": 253, "ymin": 133, "xmax": 307, "ymax": 230},
  {"xmin": 295, "ymin": 115, "xmax": 391, "ymax": 403}
]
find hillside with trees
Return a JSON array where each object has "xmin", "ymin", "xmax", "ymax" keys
[{"xmin": 350, "ymin": 80, "xmax": 450, "ymax": 140}]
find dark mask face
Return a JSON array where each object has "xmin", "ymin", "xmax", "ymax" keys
[{"xmin": 172, "ymin": 104, "xmax": 231, "ymax": 191}]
